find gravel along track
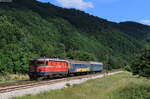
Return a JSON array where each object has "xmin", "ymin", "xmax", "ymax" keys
[{"xmin": 0, "ymin": 71, "xmax": 123, "ymax": 99}]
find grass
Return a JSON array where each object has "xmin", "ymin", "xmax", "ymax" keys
[{"xmin": 13, "ymin": 72, "xmax": 150, "ymax": 99}]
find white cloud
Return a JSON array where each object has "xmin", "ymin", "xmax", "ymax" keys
[
  {"xmin": 141, "ymin": 20, "xmax": 150, "ymax": 25},
  {"xmin": 55, "ymin": 0, "xmax": 94, "ymax": 9}
]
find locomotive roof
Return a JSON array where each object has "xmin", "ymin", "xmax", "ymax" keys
[{"xmin": 30, "ymin": 57, "xmax": 68, "ymax": 62}]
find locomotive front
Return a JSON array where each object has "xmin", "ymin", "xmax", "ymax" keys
[{"xmin": 29, "ymin": 58, "xmax": 48, "ymax": 79}]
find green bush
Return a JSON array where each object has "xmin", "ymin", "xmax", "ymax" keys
[
  {"xmin": 131, "ymin": 48, "xmax": 150, "ymax": 78},
  {"xmin": 124, "ymin": 65, "xmax": 131, "ymax": 72}
]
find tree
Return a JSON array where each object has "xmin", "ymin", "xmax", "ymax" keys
[
  {"xmin": 130, "ymin": 48, "xmax": 150, "ymax": 78},
  {"xmin": 67, "ymin": 51, "xmax": 96, "ymax": 61}
]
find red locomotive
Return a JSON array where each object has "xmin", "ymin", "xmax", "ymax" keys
[{"xmin": 29, "ymin": 57, "xmax": 68, "ymax": 80}]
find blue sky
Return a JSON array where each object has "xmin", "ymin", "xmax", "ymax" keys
[{"xmin": 38, "ymin": 0, "xmax": 150, "ymax": 25}]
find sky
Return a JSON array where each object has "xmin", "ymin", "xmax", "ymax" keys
[{"xmin": 38, "ymin": 0, "xmax": 150, "ymax": 25}]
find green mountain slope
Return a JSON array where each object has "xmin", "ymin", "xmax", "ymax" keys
[
  {"xmin": 0, "ymin": 0, "xmax": 149, "ymax": 74},
  {"xmin": 119, "ymin": 22, "xmax": 150, "ymax": 41}
]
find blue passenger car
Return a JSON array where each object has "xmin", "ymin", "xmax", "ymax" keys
[
  {"xmin": 68, "ymin": 60, "xmax": 90, "ymax": 74},
  {"xmin": 90, "ymin": 62, "xmax": 103, "ymax": 72}
]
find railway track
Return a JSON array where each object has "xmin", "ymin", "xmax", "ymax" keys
[
  {"xmin": 0, "ymin": 70, "xmax": 123, "ymax": 94},
  {"xmin": 0, "ymin": 72, "xmax": 107, "ymax": 93}
]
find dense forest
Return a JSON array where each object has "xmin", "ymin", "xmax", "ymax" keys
[{"xmin": 0, "ymin": 0, "xmax": 149, "ymax": 74}]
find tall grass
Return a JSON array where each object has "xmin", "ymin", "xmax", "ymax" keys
[
  {"xmin": 14, "ymin": 72, "xmax": 150, "ymax": 99},
  {"xmin": 109, "ymin": 77, "xmax": 150, "ymax": 99}
]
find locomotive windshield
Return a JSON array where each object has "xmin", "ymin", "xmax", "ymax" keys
[{"xmin": 29, "ymin": 60, "xmax": 46, "ymax": 66}]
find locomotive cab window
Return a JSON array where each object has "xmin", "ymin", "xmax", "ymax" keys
[{"xmin": 29, "ymin": 61, "xmax": 46, "ymax": 65}]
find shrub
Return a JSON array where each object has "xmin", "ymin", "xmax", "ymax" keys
[{"xmin": 130, "ymin": 48, "xmax": 150, "ymax": 78}]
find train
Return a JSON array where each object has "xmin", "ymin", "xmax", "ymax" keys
[{"xmin": 29, "ymin": 57, "xmax": 103, "ymax": 80}]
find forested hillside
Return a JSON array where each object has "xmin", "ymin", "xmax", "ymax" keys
[{"xmin": 0, "ymin": 0, "xmax": 149, "ymax": 74}]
